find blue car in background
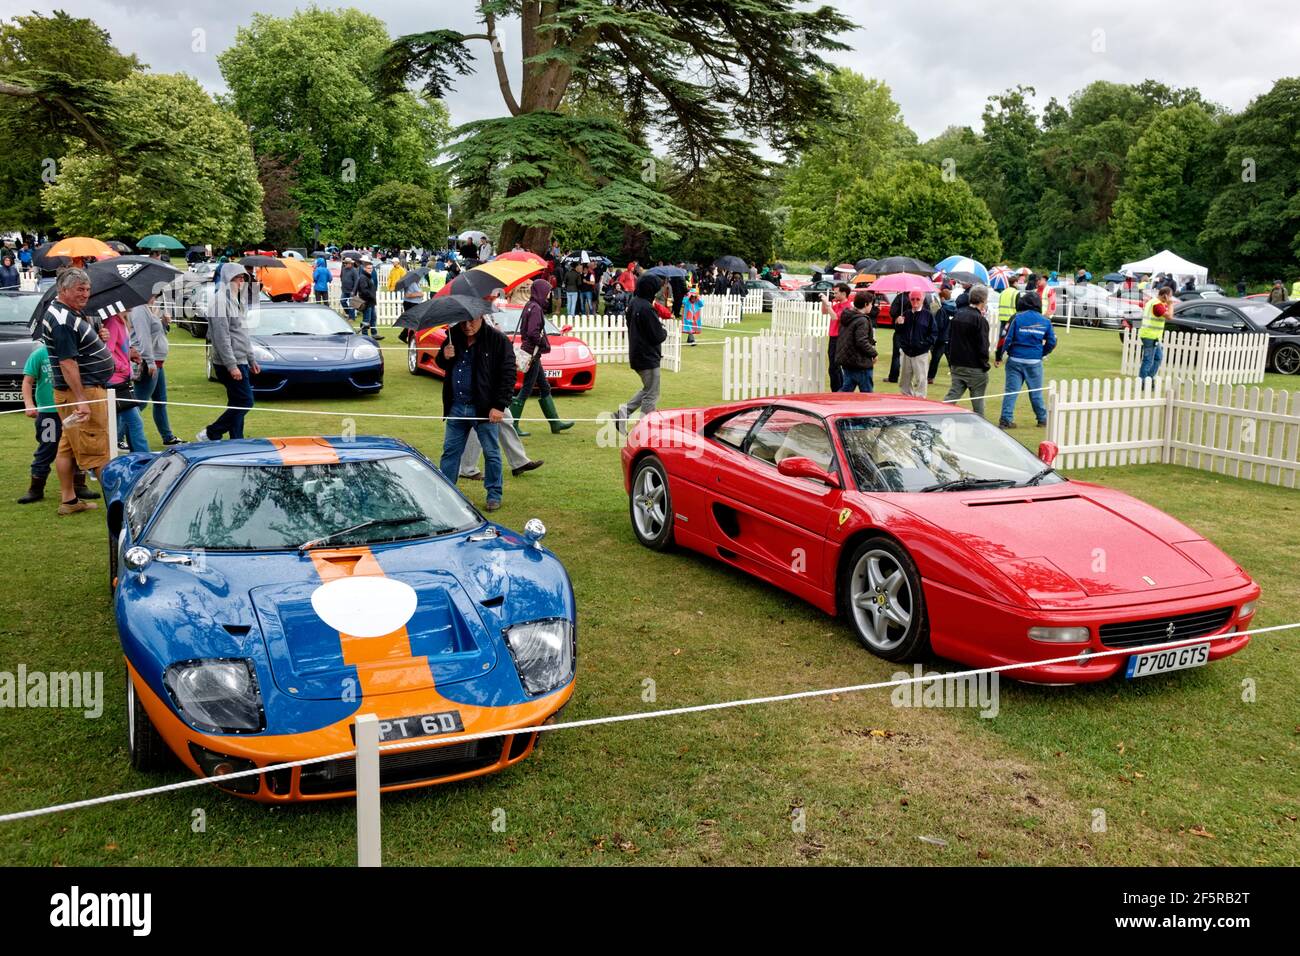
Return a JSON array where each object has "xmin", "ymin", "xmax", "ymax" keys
[
  {"xmin": 205, "ymin": 302, "xmax": 384, "ymax": 396},
  {"xmin": 102, "ymin": 435, "xmax": 577, "ymax": 801}
]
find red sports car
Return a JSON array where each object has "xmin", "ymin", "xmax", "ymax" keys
[
  {"xmin": 621, "ymin": 394, "xmax": 1259, "ymax": 684},
  {"xmin": 407, "ymin": 307, "xmax": 597, "ymax": 392}
]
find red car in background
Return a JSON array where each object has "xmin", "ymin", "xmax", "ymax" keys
[
  {"xmin": 621, "ymin": 394, "xmax": 1259, "ymax": 683},
  {"xmin": 407, "ymin": 306, "xmax": 597, "ymax": 392}
]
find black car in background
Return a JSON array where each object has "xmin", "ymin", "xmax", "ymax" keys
[
  {"xmin": 0, "ymin": 291, "xmax": 42, "ymax": 406},
  {"xmin": 1169, "ymin": 298, "xmax": 1300, "ymax": 375}
]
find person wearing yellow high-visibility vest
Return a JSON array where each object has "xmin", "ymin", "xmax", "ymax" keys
[
  {"xmin": 1138, "ymin": 291, "xmax": 1172, "ymax": 380},
  {"xmin": 996, "ymin": 282, "xmax": 1020, "ymax": 340}
]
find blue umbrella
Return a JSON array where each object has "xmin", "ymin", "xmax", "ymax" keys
[{"xmin": 934, "ymin": 255, "xmax": 989, "ymax": 284}]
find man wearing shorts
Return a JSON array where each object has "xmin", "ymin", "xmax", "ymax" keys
[{"xmin": 38, "ymin": 268, "xmax": 115, "ymax": 515}]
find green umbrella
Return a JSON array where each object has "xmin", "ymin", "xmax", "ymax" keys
[{"xmin": 137, "ymin": 233, "xmax": 185, "ymax": 251}]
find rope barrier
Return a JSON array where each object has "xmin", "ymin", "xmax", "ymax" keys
[{"xmin": 1, "ymin": 619, "xmax": 1291, "ymax": 824}]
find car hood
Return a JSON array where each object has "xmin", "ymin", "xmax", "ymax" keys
[
  {"xmin": 251, "ymin": 567, "xmax": 498, "ymax": 700},
  {"xmin": 254, "ymin": 333, "xmax": 372, "ymax": 364},
  {"xmin": 893, "ymin": 486, "xmax": 1225, "ymax": 605}
]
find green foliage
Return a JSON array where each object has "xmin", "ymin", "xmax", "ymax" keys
[
  {"xmin": 964, "ymin": 86, "xmax": 1041, "ymax": 261},
  {"xmin": 1199, "ymin": 78, "xmax": 1300, "ymax": 280},
  {"xmin": 219, "ymin": 7, "xmax": 450, "ymax": 244},
  {"xmin": 779, "ymin": 70, "xmax": 916, "ymax": 260},
  {"xmin": 347, "ymin": 181, "xmax": 447, "ymax": 248},
  {"xmin": 0, "ymin": 11, "xmax": 142, "ymax": 230},
  {"xmin": 41, "ymin": 73, "xmax": 263, "ymax": 245},
  {"xmin": 650, "ymin": 162, "xmax": 775, "ymax": 266},
  {"xmin": 828, "ymin": 161, "xmax": 1002, "ymax": 266}
]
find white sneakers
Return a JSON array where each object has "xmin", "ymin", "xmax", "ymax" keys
[{"xmin": 195, "ymin": 429, "xmax": 209, "ymax": 442}]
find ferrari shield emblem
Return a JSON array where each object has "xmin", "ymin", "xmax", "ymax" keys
[{"xmin": 838, "ymin": 508, "xmax": 851, "ymax": 526}]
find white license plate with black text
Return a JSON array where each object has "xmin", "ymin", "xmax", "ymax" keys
[
  {"xmin": 1126, "ymin": 642, "xmax": 1210, "ymax": 678},
  {"xmin": 350, "ymin": 710, "xmax": 464, "ymax": 742},
  {"xmin": 545, "ymin": 369, "xmax": 562, "ymax": 379},
  {"xmin": 0, "ymin": 390, "xmax": 21, "ymax": 402}
]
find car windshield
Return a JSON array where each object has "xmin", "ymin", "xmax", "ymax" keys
[
  {"xmin": 246, "ymin": 307, "xmax": 353, "ymax": 335},
  {"xmin": 0, "ymin": 293, "xmax": 39, "ymax": 326},
  {"xmin": 489, "ymin": 309, "xmax": 561, "ymax": 336},
  {"xmin": 837, "ymin": 414, "xmax": 1064, "ymax": 492},
  {"xmin": 146, "ymin": 455, "xmax": 479, "ymax": 550},
  {"xmin": 1238, "ymin": 303, "xmax": 1280, "ymax": 324}
]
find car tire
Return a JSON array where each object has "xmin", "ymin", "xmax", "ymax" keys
[
  {"xmin": 629, "ymin": 456, "xmax": 675, "ymax": 551},
  {"xmin": 1272, "ymin": 344, "xmax": 1300, "ymax": 375},
  {"xmin": 407, "ymin": 338, "xmax": 422, "ymax": 376},
  {"xmin": 840, "ymin": 536, "xmax": 930, "ymax": 662},
  {"xmin": 126, "ymin": 667, "xmax": 171, "ymax": 772}
]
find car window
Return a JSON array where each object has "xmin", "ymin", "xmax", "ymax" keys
[
  {"xmin": 126, "ymin": 454, "xmax": 189, "ymax": 539},
  {"xmin": 709, "ymin": 408, "xmax": 765, "ymax": 450},
  {"xmin": 749, "ymin": 410, "xmax": 835, "ymax": 472},
  {"xmin": 1200, "ymin": 307, "xmax": 1243, "ymax": 329}
]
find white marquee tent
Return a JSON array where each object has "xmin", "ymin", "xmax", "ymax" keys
[{"xmin": 1119, "ymin": 249, "xmax": 1208, "ymax": 284}]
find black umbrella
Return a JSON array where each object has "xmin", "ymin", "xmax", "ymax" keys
[
  {"xmin": 106, "ymin": 240, "xmax": 133, "ymax": 254},
  {"xmin": 340, "ymin": 250, "xmax": 365, "ymax": 261},
  {"xmin": 771, "ymin": 262, "xmax": 787, "ymax": 272},
  {"xmin": 442, "ymin": 269, "xmax": 509, "ymax": 299},
  {"xmin": 715, "ymin": 255, "xmax": 747, "ymax": 274},
  {"xmin": 239, "ymin": 254, "xmax": 286, "ymax": 268},
  {"xmin": 83, "ymin": 256, "xmax": 184, "ymax": 320},
  {"xmin": 873, "ymin": 256, "xmax": 933, "ymax": 276},
  {"xmin": 395, "ymin": 267, "xmax": 430, "ymax": 291},
  {"xmin": 855, "ymin": 258, "xmax": 878, "ymax": 273},
  {"xmin": 645, "ymin": 265, "xmax": 688, "ymax": 279},
  {"xmin": 32, "ymin": 242, "xmax": 67, "ymax": 272},
  {"xmin": 946, "ymin": 270, "xmax": 982, "ymax": 285},
  {"xmin": 396, "ymin": 294, "xmax": 494, "ymax": 332}
]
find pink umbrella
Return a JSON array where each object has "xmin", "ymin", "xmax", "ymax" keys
[{"xmin": 868, "ymin": 272, "xmax": 937, "ymax": 295}]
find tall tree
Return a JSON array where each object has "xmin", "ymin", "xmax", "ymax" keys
[
  {"xmin": 378, "ymin": 0, "xmax": 851, "ymax": 251},
  {"xmin": 0, "ymin": 12, "xmax": 141, "ymax": 231},
  {"xmin": 347, "ymin": 181, "xmax": 448, "ymax": 248},
  {"xmin": 1199, "ymin": 78, "xmax": 1300, "ymax": 280},
  {"xmin": 779, "ymin": 69, "xmax": 916, "ymax": 260},
  {"xmin": 828, "ymin": 161, "xmax": 1002, "ymax": 266},
  {"xmin": 42, "ymin": 73, "xmax": 264, "ymax": 245},
  {"xmin": 219, "ymin": 8, "xmax": 450, "ymax": 245},
  {"xmin": 965, "ymin": 86, "xmax": 1041, "ymax": 261}
]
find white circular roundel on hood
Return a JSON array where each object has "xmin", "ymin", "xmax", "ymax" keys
[{"xmin": 310, "ymin": 576, "xmax": 417, "ymax": 637}]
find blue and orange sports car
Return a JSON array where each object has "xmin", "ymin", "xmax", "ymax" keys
[
  {"xmin": 102, "ymin": 436, "xmax": 576, "ymax": 801},
  {"xmin": 206, "ymin": 303, "xmax": 384, "ymax": 396}
]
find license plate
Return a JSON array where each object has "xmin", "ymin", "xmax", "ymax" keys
[
  {"xmin": 545, "ymin": 369, "xmax": 562, "ymax": 379},
  {"xmin": 0, "ymin": 391, "xmax": 21, "ymax": 402},
  {"xmin": 1126, "ymin": 642, "xmax": 1210, "ymax": 679},
  {"xmin": 350, "ymin": 709, "xmax": 464, "ymax": 742}
]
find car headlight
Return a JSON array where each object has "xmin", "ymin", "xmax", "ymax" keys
[
  {"xmin": 252, "ymin": 344, "xmax": 275, "ymax": 364},
  {"xmin": 576, "ymin": 344, "xmax": 592, "ymax": 361},
  {"xmin": 502, "ymin": 619, "xmax": 574, "ymax": 696},
  {"xmin": 352, "ymin": 341, "xmax": 379, "ymax": 360},
  {"xmin": 163, "ymin": 659, "xmax": 264, "ymax": 733},
  {"xmin": 1027, "ymin": 626, "xmax": 1090, "ymax": 644},
  {"xmin": 1238, "ymin": 600, "xmax": 1257, "ymax": 619}
]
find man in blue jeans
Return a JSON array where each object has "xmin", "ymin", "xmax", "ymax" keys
[
  {"xmin": 995, "ymin": 291, "xmax": 1056, "ymax": 428},
  {"xmin": 434, "ymin": 309, "xmax": 516, "ymax": 512},
  {"xmin": 198, "ymin": 264, "xmax": 258, "ymax": 441}
]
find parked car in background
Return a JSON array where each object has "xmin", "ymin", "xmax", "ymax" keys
[
  {"xmin": 745, "ymin": 279, "xmax": 802, "ymax": 311},
  {"xmin": 206, "ymin": 302, "xmax": 384, "ymax": 395},
  {"xmin": 1055, "ymin": 284, "xmax": 1141, "ymax": 328},
  {"xmin": 1169, "ymin": 299, "xmax": 1300, "ymax": 375},
  {"xmin": 0, "ymin": 290, "xmax": 42, "ymax": 407},
  {"xmin": 800, "ymin": 279, "xmax": 838, "ymax": 302},
  {"xmin": 1176, "ymin": 285, "xmax": 1226, "ymax": 301}
]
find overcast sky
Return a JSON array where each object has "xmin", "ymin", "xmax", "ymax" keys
[{"xmin": 4, "ymin": 0, "xmax": 1296, "ymax": 139}]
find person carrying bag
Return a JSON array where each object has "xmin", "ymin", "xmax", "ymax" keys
[{"xmin": 509, "ymin": 279, "xmax": 573, "ymax": 437}]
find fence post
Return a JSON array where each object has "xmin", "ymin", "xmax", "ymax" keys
[
  {"xmin": 107, "ymin": 394, "xmax": 118, "ymax": 460},
  {"xmin": 355, "ymin": 713, "xmax": 381, "ymax": 867},
  {"xmin": 1161, "ymin": 378, "xmax": 1176, "ymax": 465},
  {"xmin": 1045, "ymin": 381, "xmax": 1057, "ymax": 442}
]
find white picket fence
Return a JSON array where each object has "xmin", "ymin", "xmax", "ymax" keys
[
  {"xmin": 564, "ymin": 314, "xmax": 682, "ymax": 373},
  {"xmin": 1120, "ymin": 327, "xmax": 1268, "ymax": 383},
  {"xmin": 722, "ymin": 331, "xmax": 825, "ymax": 401},
  {"xmin": 327, "ymin": 280, "xmax": 405, "ymax": 325},
  {"xmin": 1046, "ymin": 377, "xmax": 1300, "ymax": 487},
  {"xmin": 18, "ymin": 273, "xmax": 37, "ymax": 292},
  {"xmin": 770, "ymin": 298, "xmax": 830, "ymax": 337},
  {"xmin": 701, "ymin": 294, "xmax": 743, "ymax": 328},
  {"xmin": 743, "ymin": 288, "xmax": 764, "ymax": 313}
]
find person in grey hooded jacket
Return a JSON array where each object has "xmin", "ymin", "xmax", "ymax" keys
[{"xmin": 197, "ymin": 263, "xmax": 259, "ymax": 441}]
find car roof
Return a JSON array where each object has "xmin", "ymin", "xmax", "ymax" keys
[
  {"xmin": 725, "ymin": 392, "xmax": 976, "ymax": 418},
  {"xmin": 173, "ymin": 435, "xmax": 418, "ymax": 467}
]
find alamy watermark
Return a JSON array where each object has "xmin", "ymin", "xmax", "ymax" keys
[
  {"xmin": 0, "ymin": 666, "xmax": 103, "ymax": 718},
  {"xmin": 890, "ymin": 665, "xmax": 999, "ymax": 718}
]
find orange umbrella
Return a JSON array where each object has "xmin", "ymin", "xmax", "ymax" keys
[
  {"xmin": 850, "ymin": 273, "xmax": 877, "ymax": 285},
  {"xmin": 256, "ymin": 258, "xmax": 312, "ymax": 298},
  {"xmin": 46, "ymin": 237, "xmax": 118, "ymax": 260},
  {"xmin": 435, "ymin": 258, "xmax": 546, "ymax": 298},
  {"xmin": 494, "ymin": 249, "xmax": 547, "ymax": 266}
]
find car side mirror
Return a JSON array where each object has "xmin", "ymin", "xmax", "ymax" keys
[
  {"xmin": 561, "ymin": 324, "xmax": 573, "ymax": 334},
  {"xmin": 1037, "ymin": 441, "xmax": 1059, "ymax": 466},
  {"xmin": 777, "ymin": 456, "xmax": 841, "ymax": 488}
]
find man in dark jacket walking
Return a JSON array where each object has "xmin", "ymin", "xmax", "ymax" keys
[
  {"xmin": 355, "ymin": 259, "xmax": 380, "ymax": 338},
  {"xmin": 928, "ymin": 282, "xmax": 955, "ymax": 383},
  {"xmin": 340, "ymin": 259, "xmax": 359, "ymax": 321},
  {"xmin": 511, "ymin": 279, "xmax": 573, "ymax": 436},
  {"xmin": 434, "ymin": 310, "xmax": 516, "ymax": 511},
  {"xmin": 835, "ymin": 291, "xmax": 877, "ymax": 392},
  {"xmin": 615, "ymin": 274, "xmax": 668, "ymax": 433},
  {"xmin": 944, "ymin": 285, "xmax": 992, "ymax": 417},
  {"xmin": 893, "ymin": 290, "xmax": 937, "ymax": 397}
]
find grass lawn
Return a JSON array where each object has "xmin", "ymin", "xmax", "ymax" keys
[{"xmin": 0, "ymin": 315, "xmax": 1295, "ymax": 866}]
